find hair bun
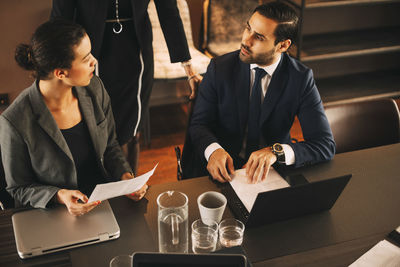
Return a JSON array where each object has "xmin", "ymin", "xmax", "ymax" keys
[{"xmin": 15, "ymin": 44, "xmax": 35, "ymax": 70}]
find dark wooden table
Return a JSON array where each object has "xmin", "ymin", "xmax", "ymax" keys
[{"xmin": 1, "ymin": 143, "xmax": 399, "ymax": 266}]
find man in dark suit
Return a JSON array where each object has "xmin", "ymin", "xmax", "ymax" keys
[{"xmin": 189, "ymin": 2, "xmax": 335, "ymax": 183}]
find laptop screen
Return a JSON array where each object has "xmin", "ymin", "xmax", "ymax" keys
[
  {"xmin": 222, "ymin": 174, "xmax": 352, "ymax": 228},
  {"xmin": 132, "ymin": 252, "xmax": 247, "ymax": 267}
]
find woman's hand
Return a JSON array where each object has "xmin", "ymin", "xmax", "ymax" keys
[
  {"xmin": 121, "ymin": 172, "xmax": 148, "ymax": 201},
  {"xmin": 56, "ymin": 189, "xmax": 101, "ymax": 216},
  {"xmin": 188, "ymin": 74, "xmax": 203, "ymax": 100}
]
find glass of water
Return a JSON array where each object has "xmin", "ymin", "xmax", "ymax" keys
[
  {"xmin": 219, "ymin": 218, "xmax": 245, "ymax": 247},
  {"xmin": 191, "ymin": 219, "xmax": 218, "ymax": 253},
  {"xmin": 109, "ymin": 255, "xmax": 133, "ymax": 267}
]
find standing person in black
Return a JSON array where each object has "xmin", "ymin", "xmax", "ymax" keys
[{"xmin": 51, "ymin": 0, "xmax": 202, "ymax": 174}]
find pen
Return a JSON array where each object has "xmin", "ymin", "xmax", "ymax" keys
[{"xmin": 175, "ymin": 146, "xmax": 183, "ymax": 180}]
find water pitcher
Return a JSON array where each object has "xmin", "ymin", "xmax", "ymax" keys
[{"xmin": 157, "ymin": 191, "xmax": 188, "ymax": 253}]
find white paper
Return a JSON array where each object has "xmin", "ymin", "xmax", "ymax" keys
[
  {"xmin": 229, "ymin": 168, "xmax": 290, "ymax": 212},
  {"xmin": 350, "ymin": 240, "xmax": 400, "ymax": 267},
  {"xmin": 88, "ymin": 164, "xmax": 158, "ymax": 203}
]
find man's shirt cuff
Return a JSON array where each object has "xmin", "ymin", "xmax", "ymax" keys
[
  {"xmin": 282, "ymin": 144, "xmax": 295, "ymax": 165},
  {"xmin": 205, "ymin": 142, "xmax": 223, "ymax": 161}
]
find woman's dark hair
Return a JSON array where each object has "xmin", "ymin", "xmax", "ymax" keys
[
  {"xmin": 15, "ymin": 19, "xmax": 86, "ymax": 80},
  {"xmin": 254, "ymin": 2, "xmax": 299, "ymax": 46}
]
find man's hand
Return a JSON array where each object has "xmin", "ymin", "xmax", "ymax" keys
[
  {"xmin": 188, "ymin": 74, "xmax": 203, "ymax": 100},
  {"xmin": 121, "ymin": 172, "xmax": 148, "ymax": 201},
  {"xmin": 207, "ymin": 148, "xmax": 234, "ymax": 183},
  {"xmin": 56, "ymin": 189, "xmax": 100, "ymax": 216},
  {"xmin": 245, "ymin": 147, "xmax": 277, "ymax": 184}
]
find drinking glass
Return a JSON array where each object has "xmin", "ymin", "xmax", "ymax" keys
[
  {"xmin": 219, "ymin": 218, "xmax": 245, "ymax": 247},
  {"xmin": 191, "ymin": 219, "xmax": 218, "ymax": 254},
  {"xmin": 109, "ymin": 255, "xmax": 133, "ymax": 267}
]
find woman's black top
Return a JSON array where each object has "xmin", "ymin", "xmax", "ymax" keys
[{"xmin": 61, "ymin": 120, "xmax": 105, "ymax": 196}]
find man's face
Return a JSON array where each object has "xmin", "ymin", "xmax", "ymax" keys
[{"xmin": 239, "ymin": 12, "xmax": 281, "ymax": 66}]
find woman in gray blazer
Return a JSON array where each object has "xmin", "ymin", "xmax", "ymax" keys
[{"xmin": 0, "ymin": 19, "xmax": 147, "ymax": 216}]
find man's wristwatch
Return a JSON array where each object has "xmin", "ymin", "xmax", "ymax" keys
[{"xmin": 271, "ymin": 143, "xmax": 285, "ymax": 164}]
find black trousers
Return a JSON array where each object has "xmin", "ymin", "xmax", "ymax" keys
[{"xmin": 99, "ymin": 20, "xmax": 153, "ymax": 145}]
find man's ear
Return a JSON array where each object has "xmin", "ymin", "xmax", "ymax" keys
[
  {"xmin": 53, "ymin": 68, "xmax": 68, "ymax": 80},
  {"xmin": 277, "ymin": 39, "xmax": 292, "ymax": 53}
]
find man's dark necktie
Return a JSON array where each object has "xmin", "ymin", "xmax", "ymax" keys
[{"xmin": 246, "ymin": 67, "xmax": 267, "ymax": 159}]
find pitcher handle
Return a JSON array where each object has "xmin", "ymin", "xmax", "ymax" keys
[{"xmin": 171, "ymin": 214, "xmax": 179, "ymax": 245}]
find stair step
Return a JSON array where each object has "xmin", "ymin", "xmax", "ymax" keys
[
  {"xmin": 305, "ymin": 51, "xmax": 400, "ymax": 78},
  {"xmin": 317, "ymin": 69, "xmax": 400, "ymax": 104},
  {"xmin": 295, "ymin": 0, "xmax": 400, "ymax": 34},
  {"xmin": 301, "ymin": 27, "xmax": 400, "ymax": 59},
  {"xmin": 289, "ymin": 0, "xmax": 400, "ymax": 9}
]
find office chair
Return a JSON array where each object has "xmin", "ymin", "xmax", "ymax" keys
[{"xmin": 324, "ymin": 98, "xmax": 400, "ymax": 154}]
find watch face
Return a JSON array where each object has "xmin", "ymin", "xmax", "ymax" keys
[{"xmin": 273, "ymin": 143, "xmax": 283, "ymax": 153}]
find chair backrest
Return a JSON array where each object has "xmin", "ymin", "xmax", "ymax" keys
[
  {"xmin": 324, "ymin": 98, "xmax": 400, "ymax": 154},
  {"xmin": 202, "ymin": 0, "xmax": 259, "ymax": 56}
]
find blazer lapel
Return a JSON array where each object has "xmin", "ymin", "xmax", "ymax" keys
[
  {"xmin": 74, "ymin": 87, "xmax": 101, "ymax": 158},
  {"xmin": 234, "ymin": 58, "xmax": 251, "ymax": 136},
  {"xmin": 260, "ymin": 54, "xmax": 289, "ymax": 125},
  {"xmin": 28, "ymin": 83, "xmax": 73, "ymax": 161}
]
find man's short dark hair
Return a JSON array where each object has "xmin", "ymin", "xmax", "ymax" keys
[{"xmin": 254, "ymin": 1, "xmax": 299, "ymax": 46}]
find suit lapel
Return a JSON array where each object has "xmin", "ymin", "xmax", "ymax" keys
[
  {"xmin": 74, "ymin": 87, "xmax": 101, "ymax": 158},
  {"xmin": 260, "ymin": 54, "xmax": 289, "ymax": 125},
  {"xmin": 234, "ymin": 57, "xmax": 251, "ymax": 136},
  {"xmin": 28, "ymin": 83, "xmax": 73, "ymax": 161}
]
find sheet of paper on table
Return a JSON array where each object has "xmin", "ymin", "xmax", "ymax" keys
[
  {"xmin": 88, "ymin": 164, "xmax": 158, "ymax": 203},
  {"xmin": 229, "ymin": 168, "xmax": 290, "ymax": 212},
  {"xmin": 349, "ymin": 238, "xmax": 400, "ymax": 267}
]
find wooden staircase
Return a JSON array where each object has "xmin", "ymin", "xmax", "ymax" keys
[{"xmin": 282, "ymin": 0, "xmax": 400, "ymax": 105}]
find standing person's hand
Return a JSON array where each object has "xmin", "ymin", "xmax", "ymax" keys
[
  {"xmin": 121, "ymin": 172, "xmax": 148, "ymax": 201},
  {"xmin": 56, "ymin": 189, "xmax": 101, "ymax": 216},
  {"xmin": 244, "ymin": 147, "xmax": 277, "ymax": 184},
  {"xmin": 182, "ymin": 60, "xmax": 203, "ymax": 100},
  {"xmin": 188, "ymin": 74, "xmax": 203, "ymax": 100},
  {"xmin": 207, "ymin": 148, "xmax": 235, "ymax": 183}
]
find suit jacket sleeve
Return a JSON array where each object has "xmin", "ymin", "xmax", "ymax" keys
[
  {"xmin": 50, "ymin": 0, "xmax": 76, "ymax": 19},
  {"xmin": 189, "ymin": 59, "xmax": 219, "ymax": 157},
  {"xmin": 154, "ymin": 0, "xmax": 191, "ymax": 62},
  {"xmin": 0, "ymin": 117, "xmax": 60, "ymax": 209},
  {"xmin": 288, "ymin": 69, "xmax": 336, "ymax": 167},
  {"xmin": 93, "ymin": 77, "xmax": 132, "ymax": 180}
]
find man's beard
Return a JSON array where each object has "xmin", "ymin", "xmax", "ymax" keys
[{"xmin": 239, "ymin": 44, "xmax": 276, "ymax": 66}]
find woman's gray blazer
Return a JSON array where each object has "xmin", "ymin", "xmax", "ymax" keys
[{"xmin": 0, "ymin": 76, "xmax": 132, "ymax": 208}]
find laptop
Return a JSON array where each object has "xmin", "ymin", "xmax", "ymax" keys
[
  {"xmin": 132, "ymin": 252, "xmax": 247, "ymax": 267},
  {"xmin": 221, "ymin": 174, "xmax": 352, "ymax": 228},
  {"xmin": 12, "ymin": 200, "xmax": 120, "ymax": 259}
]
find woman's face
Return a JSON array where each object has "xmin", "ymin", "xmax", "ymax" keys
[{"xmin": 64, "ymin": 34, "xmax": 97, "ymax": 87}]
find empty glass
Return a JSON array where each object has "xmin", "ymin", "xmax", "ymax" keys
[
  {"xmin": 219, "ymin": 218, "xmax": 245, "ymax": 247},
  {"xmin": 191, "ymin": 219, "xmax": 218, "ymax": 254},
  {"xmin": 109, "ymin": 255, "xmax": 133, "ymax": 267}
]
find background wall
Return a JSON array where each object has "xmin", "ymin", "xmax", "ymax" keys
[{"xmin": 0, "ymin": 0, "xmax": 52, "ymax": 102}]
